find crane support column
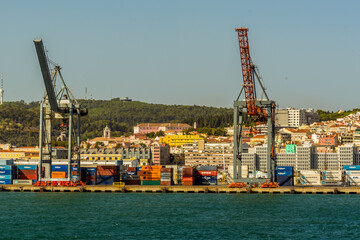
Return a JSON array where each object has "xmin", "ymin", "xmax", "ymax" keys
[{"xmin": 67, "ymin": 105, "xmax": 73, "ymax": 181}]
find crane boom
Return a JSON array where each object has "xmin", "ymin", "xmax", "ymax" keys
[
  {"xmin": 235, "ymin": 28, "xmax": 264, "ymax": 117},
  {"xmin": 34, "ymin": 39, "xmax": 59, "ymax": 112}
]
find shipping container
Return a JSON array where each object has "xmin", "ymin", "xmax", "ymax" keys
[
  {"xmin": 344, "ymin": 165, "xmax": 360, "ymax": 170},
  {"xmin": 122, "ymin": 175, "xmax": 141, "ymax": 180},
  {"xmin": 182, "ymin": 168, "xmax": 193, "ymax": 177},
  {"xmin": 51, "ymin": 165, "xmax": 68, "ymax": 172},
  {"xmin": 276, "ymin": 166, "xmax": 293, "ymax": 172},
  {"xmin": 0, "ymin": 179, "xmax": 11, "ymax": 184},
  {"xmin": 0, "ymin": 165, "xmax": 12, "ymax": 171},
  {"xmin": 195, "ymin": 171, "xmax": 217, "ymax": 176},
  {"xmin": 197, "ymin": 166, "xmax": 217, "ymax": 171},
  {"xmin": 0, "ymin": 175, "xmax": 12, "ymax": 180},
  {"xmin": 97, "ymin": 175, "xmax": 119, "ymax": 185},
  {"xmin": 17, "ymin": 165, "xmax": 37, "ymax": 171},
  {"xmin": 141, "ymin": 180, "xmax": 160, "ymax": 185},
  {"xmin": 123, "ymin": 179, "xmax": 141, "ymax": 185},
  {"xmin": 97, "ymin": 165, "xmax": 119, "ymax": 175},
  {"xmin": 0, "ymin": 170, "xmax": 12, "ymax": 175},
  {"xmin": 276, "ymin": 175, "xmax": 293, "ymax": 186},
  {"xmin": 13, "ymin": 179, "xmax": 33, "ymax": 185},
  {"xmin": 51, "ymin": 172, "xmax": 67, "ymax": 178},
  {"xmin": 276, "ymin": 171, "xmax": 293, "ymax": 177}
]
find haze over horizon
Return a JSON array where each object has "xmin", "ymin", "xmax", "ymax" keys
[{"xmin": 0, "ymin": 1, "xmax": 359, "ymax": 111}]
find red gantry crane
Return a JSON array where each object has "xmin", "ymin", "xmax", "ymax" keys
[{"xmin": 232, "ymin": 27, "xmax": 276, "ymax": 183}]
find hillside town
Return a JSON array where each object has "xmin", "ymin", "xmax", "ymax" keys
[{"xmin": 1, "ymin": 107, "xmax": 360, "ymax": 174}]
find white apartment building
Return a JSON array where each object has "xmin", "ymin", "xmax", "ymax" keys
[{"xmin": 276, "ymin": 108, "xmax": 319, "ymax": 127}]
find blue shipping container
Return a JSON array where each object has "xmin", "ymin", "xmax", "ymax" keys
[
  {"xmin": 0, "ymin": 175, "xmax": 12, "ymax": 180},
  {"xmin": 196, "ymin": 176, "xmax": 217, "ymax": 181},
  {"xmin": 71, "ymin": 166, "xmax": 78, "ymax": 171},
  {"xmin": 276, "ymin": 175, "xmax": 294, "ymax": 186},
  {"xmin": 276, "ymin": 166, "xmax": 293, "ymax": 172},
  {"xmin": 85, "ymin": 168, "xmax": 96, "ymax": 173},
  {"xmin": 0, "ymin": 179, "xmax": 11, "ymax": 184},
  {"xmin": 51, "ymin": 165, "xmax": 68, "ymax": 172},
  {"xmin": 0, "ymin": 165, "xmax": 12, "ymax": 171},
  {"xmin": 196, "ymin": 180, "xmax": 217, "ymax": 185},
  {"xmin": 276, "ymin": 171, "xmax": 293, "ymax": 177},
  {"xmin": 344, "ymin": 165, "xmax": 360, "ymax": 170},
  {"xmin": 17, "ymin": 165, "xmax": 37, "ymax": 170},
  {"xmin": 97, "ymin": 175, "xmax": 118, "ymax": 185},
  {"xmin": 0, "ymin": 170, "xmax": 12, "ymax": 175},
  {"xmin": 126, "ymin": 171, "xmax": 136, "ymax": 175}
]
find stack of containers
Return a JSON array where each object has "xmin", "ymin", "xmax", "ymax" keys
[
  {"xmin": 298, "ymin": 170, "xmax": 321, "ymax": 185},
  {"xmin": 160, "ymin": 168, "xmax": 173, "ymax": 186},
  {"xmin": 122, "ymin": 167, "xmax": 141, "ymax": 185},
  {"xmin": 195, "ymin": 170, "xmax": 217, "ymax": 185},
  {"xmin": 82, "ymin": 167, "xmax": 97, "ymax": 185},
  {"xmin": 71, "ymin": 164, "xmax": 79, "ymax": 179},
  {"xmin": 139, "ymin": 165, "xmax": 161, "ymax": 185},
  {"xmin": 17, "ymin": 165, "xmax": 38, "ymax": 184},
  {"xmin": 182, "ymin": 167, "xmax": 194, "ymax": 186},
  {"xmin": 275, "ymin": 166, "xmax": 294, "ymax": 186},
  {"xmin": 97, "ymin": 166, "xmax": 119, "ymax": 185},
  {"xmin": 344, "ymin": 165, "xmax": 360, "ymax": 186},
  {"xmin": 0, "ymin": 160, "xmax": 14, "ymax": 185},
  {"xmin": 322, "ymin": 170, "xmax": 342, "ymax": 185},
  {"xmin": 51, "ymin": 165, "xmax": 68, "ymax": 179}
]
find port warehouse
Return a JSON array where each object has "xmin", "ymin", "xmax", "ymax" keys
[{"xmin": 1, "ymin": 156, "xmax": 360, "ymax": 187}]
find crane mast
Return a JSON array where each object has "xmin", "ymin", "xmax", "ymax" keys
[
  {"xmin": 34, "ymin": 39, "xmax": 87, "ymax": 181},
  {"xmin": 233, "ymin": 28, "xmax": 276, "ymax": 183}
]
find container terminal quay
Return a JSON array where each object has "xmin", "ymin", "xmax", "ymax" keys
[{"xmin": 2, "ymin": 30, "xmax": 360, "ymax": 193}]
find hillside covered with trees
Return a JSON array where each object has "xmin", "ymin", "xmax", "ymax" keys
[{"xmin": 0, "ymin": 99, "xmax": 233, "ymax": 146}]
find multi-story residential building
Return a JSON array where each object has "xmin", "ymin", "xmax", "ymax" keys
[
  {"xmin": 183, "ymin": 141, "xmax": 233, "ymax": 167},
  {"xmin": 318, "ymin": 134, "xmax": 339, "ymax": 147},
  {"xmin": 134, "ymin": 123, "xmax": 191, "ymax": 134},
  {"xmin": 353, "ymin": 129, "xmax": 360, "ymax": 146},
  {"xmin": 80, "ymin": 147, "xmax": 151, "ymax": 162},
  {"xmin": 159, "ymin": 134, "xmax": 204, "ymax": 147},
  {"xmin": 339, "ymin": 132, "xmax": 354, "ymax": 144},
  {"xmin": 151, "ymin": 143, "xmax": 170, "ymax": 165},
  {"xmin": 275, "ymin": 108, "xmax": 319, "ymax": 127}
]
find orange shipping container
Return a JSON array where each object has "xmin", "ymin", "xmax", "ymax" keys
[
  {"xmin": 51, "ymin": 172, "xmax": 67, "ymax": 178},
  {"xmin": 141, "ymin": 165, "xmax": 163, "ymax": 171}
]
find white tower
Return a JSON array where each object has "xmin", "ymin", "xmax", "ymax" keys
[{"xmin": 0, "ymin": 73, "xmax": 4, "ymax": 105}]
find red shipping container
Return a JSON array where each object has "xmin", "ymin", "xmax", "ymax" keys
[
  {"xmin": 182, "ymin": 168, "xmax": 193, "ymax": 177},
  {"xmin": 161, "ymin": 168, "xmax": 173, "ymax": 173},
  {"xmin": 123, "ymin": 180, "xmax": 141, "ymax": 185},
  {"xmin": 97, "ymin": 166, "xmax": 119, "ymax": 176},
  {"xmin": 18, "ymin": 174, "xmax": 37, "ymax": 180},
  {"xmin": 195, "ymin": 171, "xmax": 217, "ymax": 176},
  {"xmin": 182, "ymin": 177, "xmax": 193, "ymax": 182},
  {"xmin": 126, "ymin": 167, "xmax": 137, "ymax": 172}
]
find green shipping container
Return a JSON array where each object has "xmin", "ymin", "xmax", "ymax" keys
[{"xmin": 141, "ymin": 180, "xmax": 161, "ymax": 185}]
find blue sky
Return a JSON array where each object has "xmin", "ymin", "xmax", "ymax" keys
[{"xmin": 0, "ymin": 0, "xmax": 359, "ymax": 111}]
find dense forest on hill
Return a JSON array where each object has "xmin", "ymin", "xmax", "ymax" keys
[
  {"xmin": 2, "ymin": 99, "xmax": 357, "ymax": 146},
  {"xmin": 0, "ymin": 100, "xmax": 233, "ymax": 146}
]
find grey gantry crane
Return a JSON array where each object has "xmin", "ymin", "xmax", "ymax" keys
[
  {"xmin": 34, "ymin": 39, "xmax": 87, "ymax": 181},
  {"xmin": 233, "ymin": 28, "xmax": 276, "ymax": 183}
]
